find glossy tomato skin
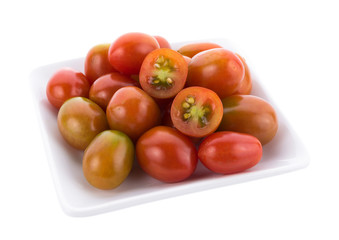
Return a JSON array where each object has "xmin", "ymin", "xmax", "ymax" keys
[
  {"xmin": 171, "ymin": 86, "xmax": 223, "ymax": 138},
  {"xmin": 108, "ymin": 32, "xmax": 160, "ymax": 75},
  {"xmin": 177, "ymin": 42, "xmax": 222, "ymax": 58},
  {"xmin": 198, "ymin": 131, "xmax": 262, "ymax": 174},
  {"xmin": 84, "ymin": 43, "xmax": 117, "ymax": 85},
  {"xmin": 136, "ymin": 126, "xmax": 198, "ymax": 183},
  {"xmin": 83, "ymin": 130, "xmax": 134, "ymax": 190},
  {"xmin": 139, "ymin": 48, "xmax": 188, "ymax": 99},
  {"xmin": 106, "ymin": 86, "xmax": 161, "ymax": 142},
  {"xmin": 234, "ymin": 54, "xmax": 252, "ymax": 95},
  {"xmin": 153, "ymin": 35, "xmax": 171, "ymax": 48},
  {"xmin": 218, "ymin": 95, "xmax": 278, "ymax": 145},
  {"xmin": 89, "ymin": 72, "xmax": 138, "ymax": 110},
  {"xmin": 57, "ymin": 97, "xmax": 109, "ymax": 150},
  {"xmin": 186, "ymin": 48, "xmax": 245, "ymax": 99},
  {"xmin": 46, "ymin": 68, "xmax": 90, "ymax": 109}
]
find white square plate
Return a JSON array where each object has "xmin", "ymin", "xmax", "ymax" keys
[{"xmin": 29, "ymin": 39, "xmax": 310, "ymax": 217}]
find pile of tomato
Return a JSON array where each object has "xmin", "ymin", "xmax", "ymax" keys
[{"xmin": 46, "ymin": 32, "xmax": 278, "ymax": 190}]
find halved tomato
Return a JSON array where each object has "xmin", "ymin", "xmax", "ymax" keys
[
  {"xmin": 171, "ymin": 86, "xmax": 223, "ymax": 138},
  {"xmin": 139, "ymin": 48, "xmax": 188, "ymax": 99}
]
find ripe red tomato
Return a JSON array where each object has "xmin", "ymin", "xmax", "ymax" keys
[
  {"xmin": 171, "ymin": 86, "xmax": 223, "ymax": 138},
  {"xmin": 89, "ymin": 72, "xmax": 138, "ymax": 110},
  {"xmin": 84, "ymin": 43, "xmax": 117, "ymax": 85},
  {"xmin": 46, "ymin": 68, "xmax": 90, "ymax": 109},
  {"xmin": 218, "ymin": 95, "xmax": 278, "ymax": 145},
  {"xmin": 57, "ymin": 97, "xmax": 109, "ymax": 150},
  {"xmin": 139, "ymin": 48, "xmax": 188, "ymax": 99},
  {"xmin": 83, "ymin": 130, "xmax": 134, "ymax": 190},
  {"xmin": 153, "ymin": 35, "xmax": 171, "ymax": 48},
  {"xmin": 233, "ymin": 54, "xmax": 252, "ymax": 95},
  {"xmin": 136, "ymin": 126, "xmax": 198, "ymax": 183},
  {"xmin": 198, "ymin": 131, "xmax": 262, "ymax": 174},
  {"xmin": 108, "ymin": 32, "xmax": 160, "ymax": 75},
  {"xmin": 106, "ymin": 86, "xmax": 161, "ymax": 141},
  {"xmin": 183, "ymin": 55, "xmax": 191, "ymax": 65},
  {"xmin": 186, "ymin": 48, "xmax": 245, "ymax": 99},
  {"xmin": 177, "ymin": 42, "xmax": 222, "ymax": 58}
]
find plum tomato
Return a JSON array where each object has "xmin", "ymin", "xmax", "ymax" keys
[
  {"xmin": 198, "ymin": 131, "xmax": 262, "ymax": 174},
  {"xmin": 153, "ymin": 35, "xmax": 171, "ymax": 49},
  {"xmin": 136, "ymin": 126, "xmax": 198, "ymax": 183},
  {"xmin": 83, "ymin": 130, "xmax": 134, "ymax": 190},
  {"xmin": 177, "ymin": 42, "xmax": 222, "ymax": 58},
  {"xmin": 89, "ymin": 72, "xmax": 138, "ymax": 110},
  {"xmin": 139, "ymin": 48, "xmax": 188, "ymax": 99},
  {"xmin": 171, "ymin": 86, "xmax": 223, "ymax": 138},
  {"xmin": 233, "ymin": 54, "xmax": 252, "ymax": 95},
  {"xmin": 46, "ymin": 68, "xmax": 90, "ymax": 109},
  {"xmin": 218, "ymin": 95, "xmax": 278, "ymax": 145},
  {"xmin": 106, "ymin": 86, "xmax": 161, "ymax": 141},
  {"xmin": 108, "ymin": 32, "xmax": 160, "ymax": 75},
  {"xmin": 84, "ymin": 43, "xmax": 117, "ymax": 85},
  {"xmin": 186, "ymin": 48, "xmax": 245, "ymax": 99},
  {"xmin": 57, "ymin": 97, "xmax": 109, "ymax": 150}
]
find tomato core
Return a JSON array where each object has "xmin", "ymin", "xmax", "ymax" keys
[
  {"xmin": 149, "ymin": 55, "xmax": 175, "ymax": 89},
  {"xmin": 181, "ymin": 96, "xmax": 210, "ymax": 127}
]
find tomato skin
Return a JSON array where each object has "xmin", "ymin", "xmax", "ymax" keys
[
  {"xmin": 183, "ymin": 55, "xmax": 191, "ymax": 65},
  {"xmin": 83, "ymin": 130, "xmax": 134, "ymax": 190},
  {"xmin": 153, "ymin": 35, "xmax": 171, "ymax": 48},
  {"xmin": 57, "ymin": 97, "xmax": 109, "ymax": 150},
  {"xmin": 171, "ymin": 86, "xmax": 223, "ymax": 138},
  {"xmin": 84, "ymin": 43, "xmax": 117, "ymax": 85},
  {"xmin": 198, "ymin": 131, "xmax": 262, "ymax": 174},
  {"xmin": 186, "ymin": 48, "xmax": 245, "ymax": 99},
  {"xmin": 108, "ymin": 32, "xmax": 160, "ymax": 75},
  {"xmin": 139, "ymin": 48, "xmax": 188, "ymax": 99},
  {"xmin": 46, "ymin": 68, "xmax": 90, "ymax": 109},
  {"xmin": 106, "ymin": 86, "xmax": 161, "ymax": 142},
  {"xmin": 89, "ymin": 72, "xmax": 138, "ymax": 110},
  {"xmin": 234, "ymin": 54, "xmax": 252, "ymax": 95},
  {"xmin": 218, "ymin": 95, "xmax": 278, "ymax": 145},
  {"xmin": 177, "ymin": 42, "xmax": 222, "ymax": 58},
  {"xmin": 136, "ymin": 126, "xmax": 198, "ymax": 183}
]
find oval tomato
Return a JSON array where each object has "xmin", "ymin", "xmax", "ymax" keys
[
  {"xmin": 171, "ymin": 86, "xmax": 223, "ymax": 138},
  {"xmin": 139, "ymin": 48, "xmax": 188, "ymax": 99},
  {"xmin": 108, "ymin": 32, "xmax": 160, "ymax": 75},
  {"xmin": 177, "ymin": 42, "xmax": 222, "ymax": 58},
  {"xmin": 106, "ymin": 86, "xmax": 161, "ymax": 141},
  {"xmin": 83, "ymin": 130, "xmax": 134, "ymax": 190},
  {"xmin": 186, "ymin": 48, "xmax": 245, "ymax": 99},
  {"xmin": 233, "ymin": 54, "xmax": 252, "ymax": 95},
  {"xmin": 198, "ymin": 131, "xmax": 262, "ymax": 174},
  {"xmin": 89, "ymin": 72, "xmax": 138, "ymax": 110},
  {"xmin": 84, "ymin": 43, "xmax": 117, "ymax": 85},
  {"xmin": 57, "ymin": 97, "xmax": 109, "ymax": 150},
  {"xmin": 46, "ymin": 68, "xmax": 90, "ymax": 109},
  {"xmin": 136, "ymin": 126, "xmax": 198, "ymax": 183},
  {"xmin": 218, "ymin": 95, "xmax": 278, "ymax": 145},
  {"xmin": 153, "ymin": 35, "xmax": 171, "ymax": 48}
]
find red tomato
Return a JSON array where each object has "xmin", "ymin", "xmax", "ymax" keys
[
  {"xmin": 218, "ymin": 95, "xmax": 278, "ymax": 145},
  {"xmin": 108, "ymin": 32, "xmax": 160, "ymax": 75},
  {"xmin": 186, "ymin": 48, "xmax": 245, "ymax": 99},
  {"xmin": 183, "ymin": 55, "xmax": 191, "ymax": 65},
  {"xmin": 136, "ymin": 126, "xmax": 198, "ymax": 183},
  {"xmin": 89, "ymin": 72, "xmax": 138, "ymax": 110},
  {"xmin": 84, "ymin": 43, "xmax": 117, "ymax": 85},
  {"xmin": 139, "ymin": 48, "xmax": 188, "ymax": 99},
  {"xmin": 171, "ymin": 86, "xmax": 223, "ymax": 138},
  {"xmin": 198, "ymin": 131, "xmax": 262, "ymax": 174},
  {"xmin": 57, "ymin": 97, "xmax": 109, "ymax": 150},
  {"xmin": 106, "ymin": 86, "xmax": 161, "ymax": 141},
  {"xmin": 177, "ymin": 42, "xmax": 222, "ymax": 58},
  {"xmin": 153, "ymin": 35, "xmax": 171, "ymax": 48},
  {"xmin": 234, "ymin": 54, "xmax": 252, "ymax": 95},
  {"xmin": 46, "ymin": 68, "xmax": 90, "ymax": 109}
]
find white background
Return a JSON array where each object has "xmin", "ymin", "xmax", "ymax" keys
[{"xmin": 1, "ymin": 0, "xmax": 338, "ymax": 239}]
